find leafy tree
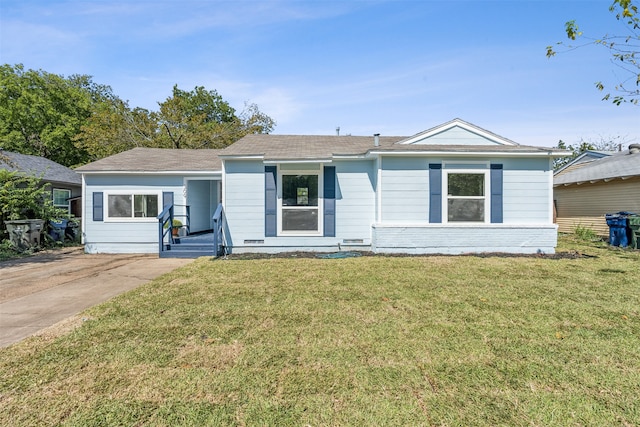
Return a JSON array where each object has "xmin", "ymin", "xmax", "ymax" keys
[
  {"xmin": 546, "ymin": 0, "xmax": 639, "ymax": 105},
  {"xmin": 76, "ymin": 84, "xmax": 276, "ymax": 157},
  {"xmin": 74, "ymin": 98, "xmax": 160, "ymax": 160},
  {"xmin": 239, "ymin": 102, "xmax": 277, "ymax": 136},
  {"xmin": 2, "ymin": 65, "xmax": 276, "ymax": 163},
  {"xmin": 0, "ymin": 64, "xmax": 115, "ymax": 167},
  {"xmin": 157, "ymin": 85, "xmax": 275, "ymax": 149}
]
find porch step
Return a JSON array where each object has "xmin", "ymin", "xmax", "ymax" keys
[
  {"xmin": 159, "ymin": 232, "xmax": 217, "ymax": 258},
  {"xmin": 160, "ymin": 249, "xmax": 214, "ymax": 258}
]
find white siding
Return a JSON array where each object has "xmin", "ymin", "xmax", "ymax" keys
[
  {"xmin": 380, "ymin": 157, "xmax": 429, "ymax": 222},
  {"xmin": 502, "ymin": 158, "xmax": 552, "ymax": 224},
  {"xmin": 223, "ymin": 160, "xmax": 265, "ymax": 247},
  {"xmin": 210, "ymin": 181, "xmax": 220, "ymax": 229},
  {"xmin": 412, "ymin": 126, "xmax": 500, "ymax": 145},
  {"xmin": 335, "ymin": 160, "xmax": 376, "ymax": 240},
  {"xmin": 83, "ymin": 174, "xmax": 186, "ymax": 254},
  {"xmin": 222, "ymin": 155, "xmax": 556, "ymax": 254},
  {"xmin": 224, "ymin": 160, "xmax": 376, "ymax": 252},
  {"xmin": 379, "ymin": 156, "xmax": 554, "ymax": 226}
]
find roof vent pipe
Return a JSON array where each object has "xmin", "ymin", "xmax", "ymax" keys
[
  {"xmin": 374, "ymin": 133, "xmax": 380, "ymax": 147},
  {"xmin": 336, "ymin": 126, "xmax": 340, "ymax": 136}
]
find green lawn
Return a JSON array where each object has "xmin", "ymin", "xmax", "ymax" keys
[{"xmin": 1, "ymin": 236, "xmax": 639, "ymax": 426}]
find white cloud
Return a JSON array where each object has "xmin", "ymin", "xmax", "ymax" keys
[{"xmin": 245, "ymin": 87, "xmax": 301, "ymax": 127}]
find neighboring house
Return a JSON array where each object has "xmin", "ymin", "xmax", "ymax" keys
[
  {"xmin": 78, "ymin": 119, "xmax": 567, "ymax": 255},
  {"xmin": 76, "ymin": 148, "xmax": 222, "ymax": 254},
  {"xmin": 0, "ymin": 150, "xmax": 82, "ymax": 216},
  {"xmin": 554, "ymin": 150, "xmax": 614, "ymax": 175},
  {"xmin": 554, "ymin": 145, "xmax": 640, "ymax": 237}
]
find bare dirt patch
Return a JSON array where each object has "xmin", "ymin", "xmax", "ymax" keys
[{"xmin": 221, "ymin": 249, "xmax": 589, "ymax": 261}]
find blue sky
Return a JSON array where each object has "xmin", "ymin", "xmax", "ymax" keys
[{"xmin": 1, "ymin": 0, "xmax": 638, "ymax": 147}]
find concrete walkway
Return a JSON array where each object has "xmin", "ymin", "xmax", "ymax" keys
[{"xmin": 0, "ymin": 247, "xmax": 193, "ymax": 348}]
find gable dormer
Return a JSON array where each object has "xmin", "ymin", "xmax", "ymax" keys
[{"xmin": 397, "ymin": 118, "xmax": 518, "ymax": 146}]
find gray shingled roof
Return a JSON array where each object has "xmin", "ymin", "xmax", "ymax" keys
[
  {"xmin": 554, "ymin": 149, "xmax": 640, "ymax": 185},
  {"xmin": 553, "ymin": 150, "xmax": 615, "ymax": 175},
  {"xmin": 0, "ymin": 150, "xmax": 81, "ymax": 185},
  {"xmin": 74, "ymin": 120, "xmax": 565, "ymax": 173},
  {"xmin": 76, "ymin": 148, "xmax": 222, "ymax": 173},
  {"xmin": 219, "ymin": 134, "xmax": 405, "ymax": 160},
  {"xmin": 220, "ymin": 134, "xmax": 559, "ymax": 161}
]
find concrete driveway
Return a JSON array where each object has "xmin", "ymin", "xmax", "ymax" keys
[{"xmin": 0, "ymin": 247, "xmax": 193, "ymax": 348}]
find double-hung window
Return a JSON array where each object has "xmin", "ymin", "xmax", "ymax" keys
[
  {"xmin": 444, "ymin": 170, "xmax": 489, "ymax": 223},
  {"xmin": 106, "ymin": 193, "xmax": 159, "ymax": 221},
  {"xmin": 52, "ymin": 188, "xmax": 71, "ymax": 213},
  {"xmin": 279, "ymin": 171, "xmax": 322, "ymax": 235}
]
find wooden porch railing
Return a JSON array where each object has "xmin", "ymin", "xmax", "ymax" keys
[
  {"xmin": 212, "ymin": 203, "xmax": 228, "ymax": 256},
  {"xmin": 157, "ymin": 204, "xmax": 175, "ymax": 255},
  {"xmin": 173, "ymin": 204, "xmax": 191, "ymax": 234},
  {"xmin": 157, "ymin": 204, "xmax": 192, "ymax": 255}
]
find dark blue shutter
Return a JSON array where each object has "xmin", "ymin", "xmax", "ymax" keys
[
  {"xmin": 163, "ymin": 191, "xmax": 173, "ymax": 209},
  {"xmin": 265, "ymin": 166, "xmax": 277, "ymax": 237},
  {"xmin": 429, "ymin": 164, "xmax": 442, "ymax": 223},
  {"xmin": 490, "ymin": 164, "xmax": 503, "ymax": 223},
  {"xmin": 93, "ymin": 192, "xmax": 103, "ymax": 221},
  {"xmin": 323, "ymin": 166, "xmax": 336, "ymax": 237}
]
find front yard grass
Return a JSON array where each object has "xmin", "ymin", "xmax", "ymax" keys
[{"xmin": 1, "ymin": 236, "xmax": 639, "ymax": 426}]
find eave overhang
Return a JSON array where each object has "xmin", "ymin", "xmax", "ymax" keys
[
  {"xmin": 368, "ymin": 150, "xmax": 565, "ymax": 158},
  {"xmin": 554, "ymin": 174, "xmax": 640, "ymax": 187},
  {"xmin": 79, "ymin": 170, "xmax": 222, "ymax": 176}
]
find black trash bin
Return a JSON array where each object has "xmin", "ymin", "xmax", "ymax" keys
[
  {"xmin": 65, "ymin": 220, "xmax": 80, "ymax": 242},
  {"xmin": 605, "ymin": 212, "xmax": 633, "ymax": 247}
]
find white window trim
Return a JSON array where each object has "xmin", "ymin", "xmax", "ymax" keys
[
  {"xmin": 52, "ymin": 188, "xmax": 71, "ymax": 214},
  {"xmin": 277, "ymin": 167, "xmax": 324, "ymax": 236},
  {"xmin": 104, "ymin": 190, "xmax": 161, "ymax": 222},
  {"xmin": 442, "ymin": 169, "xmax": 490, "ymax": 224}
]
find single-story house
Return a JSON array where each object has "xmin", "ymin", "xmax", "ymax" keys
[
  {"xmin": 77, "ymin": 119, "xmax": 567, "ymax": 256},
  {"xmin": 75, "ymin": 148, "xmax": 222, "ymax": 254},
  {"xmin": 0, "ymin": 150, "xmax": 82, "ymax": 216},
  {"xmin": 554, "ymin": 144, "xmax": 640, "ymax": 237}
]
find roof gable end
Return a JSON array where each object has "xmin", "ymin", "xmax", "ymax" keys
[{"xmin": 397, "ymin": 118, "xmax": 518, "ymax": 146}]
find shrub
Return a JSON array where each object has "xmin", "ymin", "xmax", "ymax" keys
[
  {"xmin": 574, "ymin": 224, "xmax": 599, "ymax": 241},
  {"xmin": 0, "ymin": 170, "xmax": 69, "ymax": 240},
  {"xmin": 163, "ymin": 218, "xmax": 183, "ymax": 230}
]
